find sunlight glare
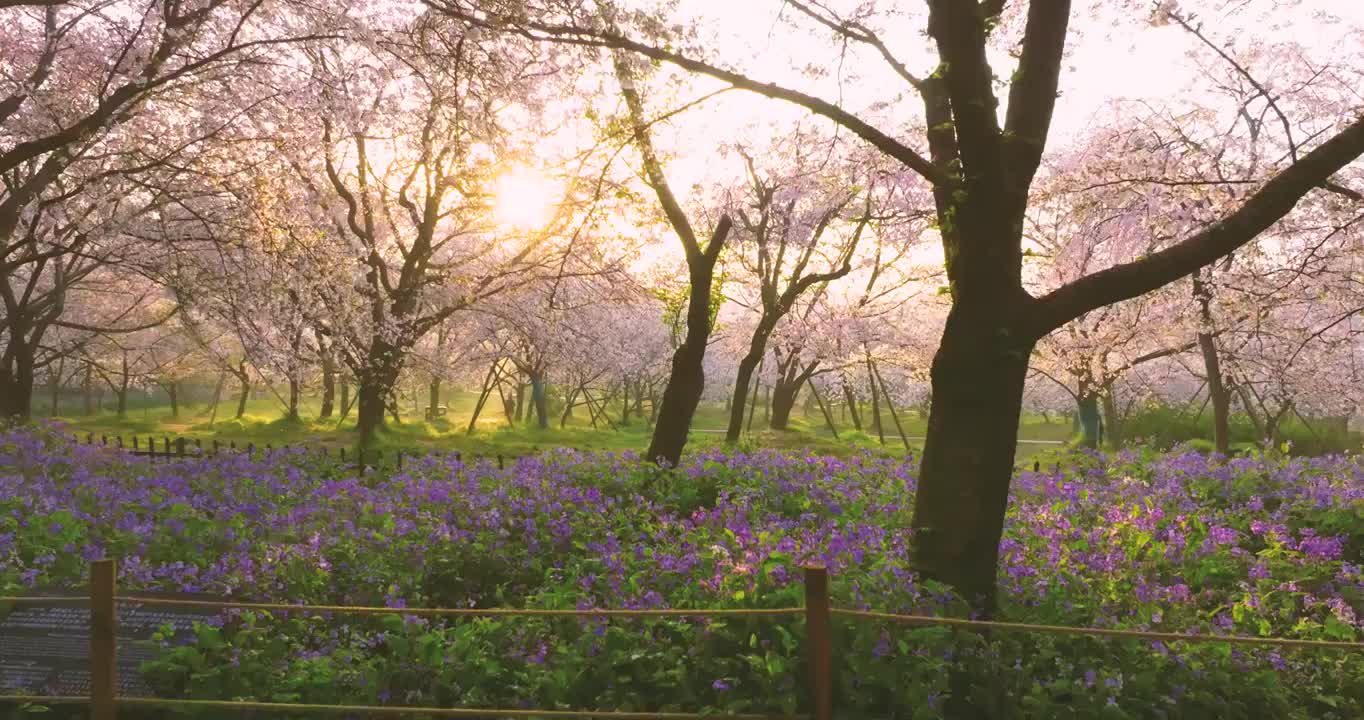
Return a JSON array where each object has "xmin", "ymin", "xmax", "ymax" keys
[{"xmin": 493, "ymin": 168, "xmax": 558, "ymax": 230}]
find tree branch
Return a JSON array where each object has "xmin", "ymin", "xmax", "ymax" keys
[{"xmin": 1028, "ymin": 114, "xmax": 1364, "ymax": 337}]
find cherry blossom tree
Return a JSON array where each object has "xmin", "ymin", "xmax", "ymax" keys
[{"xmin": 433, "ymin": 0, "xmax": 1364, "ymax": 616}]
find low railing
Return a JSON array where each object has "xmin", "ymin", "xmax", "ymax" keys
[{"xmin": 2, "ymin": 560, "xmax": 1362, "ymax": 720}]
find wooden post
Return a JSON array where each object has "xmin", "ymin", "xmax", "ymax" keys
[
  {"xmin": 397, "ymin": 451, "xmax": 403, "ymax": 471},
  {"xmin": 213, "ymin": 439, "xmax": 220, "ymax": 455},
  {"xmin": 340, "ymin": 446, "xmax": 346, "ymax": 463},
  {"xmin": 163, "ymin": 437, "xmax": 170, "ymax": 454},
  {"xmin": 230, "ymin": 440, "xmax": 237, "ymax": 450},
  {"xmin": 195, "ymin": 438, "xmax": 202, "ymax": 453},
  {"xmin": 804, "ymin": 566, "xmax": 833, "ymax": 720},
  {"xmin": 132, "ymin": 436, "xmax": 139, "ymax": 451},
  {"xmin": 1033, "ymin": 460, "xmax": 1040, "ymax": 473},
  {"xmin": 90, "ymin": 558, "xmax": 117, "ymax": 720},
  {"xmin": 247, "ymin": 442, "xmax": 255, "ymax": 456},
  {"xmin": 148, "ymin": 442, "xmax": 155, "ymax": 461},
  {"xmin": 101, "ymin": 435, "xmax": 107, "ymax": 446},
  {"xmin": 176, "ymin": 438, "xmax": 186, "ymax": 457},
  {"xmin": 115, "ymin": 436, "xmax": 123, "ymax": 449},
  {"xmin": 498, "ymin": 454, "xmax": 505, "ymax": 470},
  {"xmin": 87, "ymin": 432, "xmax": 94, "ymax": 444}
]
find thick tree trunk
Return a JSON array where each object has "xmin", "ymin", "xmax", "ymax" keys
[
  {"xmin": 355, "ymin": 339, "xmax": 405, "ymax": 445},
  {"xmin": 1076, "ymin": 386, "xmax": 1101, "ymax": 449},
  {"xmin": 356, "ymin": 381, "xmax": 387, "ymax": 445},
  {"xmin": 910, "ymin": 317, "xmax": 1034, "ymax": 614},
  {"xmin": 530, "ymin": 373, "xmax": 549, "ymax": 429},
  {"xmin": 842, "ymin": 383, "xmax": 863, "ymax": 431},
  {"xmin": 0, "ymin": 337, "xmax": 36, "ymax": 421},
  {"xmin": 646, "ymin": 253, "xmax": 724, "ymax": 465},
  {"xmin": 768, "ymin": 380, "xmax": 800, "ymax": 430}
]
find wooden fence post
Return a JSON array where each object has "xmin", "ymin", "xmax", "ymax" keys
[
  {"xmin": 176, "ymin": 438, "xmax": 186, "ymax": 457},
  {"xmin": 132, "ymin": 437, "xmax": 139, "ymax": 451},
  {"xmin": 498, "ymin": 454, "xmax": 505, "ymax": 470},
  {"xmin": 91, "ymin": 558, "xmax": 117, "ymax": 720},
  {"xmin": 163, "ymin": 437, "xmax": 170, "ymax": 454},
  {"xmin": 1033, "ymin": 460, "xmax": 1040, "ymax": 473},
  {"xmin": 213, "ymin": 439, "xmax": 220, "ymax": 455},
  {"xmin": 804, "ymin": 565, "xmax": 833, "ymax": 720}
]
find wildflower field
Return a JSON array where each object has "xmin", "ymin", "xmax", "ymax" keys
[{"xmin": 2, "ymin": 426, "xmax": 1363, "ymax": 719}]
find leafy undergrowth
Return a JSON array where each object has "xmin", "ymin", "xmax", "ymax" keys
[{"xmin": 2, "ymin": 426, "xmax": 1362, "ymax": 718}]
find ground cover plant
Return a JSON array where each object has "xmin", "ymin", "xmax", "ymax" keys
[{"xmin": 2, "ymin": 426, "xmax": 1363, "ymax": 719}]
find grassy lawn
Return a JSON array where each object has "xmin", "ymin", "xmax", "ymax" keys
[{"xmin": 43, "ymin": 387, "xmax": 1076, "ymax": 464}]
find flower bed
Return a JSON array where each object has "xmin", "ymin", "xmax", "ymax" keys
[{"xmin": 2, "ymin": 427, "xmax": 1362, "ymax": 718}]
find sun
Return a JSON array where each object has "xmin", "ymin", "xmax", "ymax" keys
[{"xmin": 492, "ymin": 167, "xmax": 559, "ymax": 230}]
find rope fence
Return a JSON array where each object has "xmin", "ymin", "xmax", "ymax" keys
[{"xmin": 2, "ymin": 560, "xmax": 1362, "ymax": 720}]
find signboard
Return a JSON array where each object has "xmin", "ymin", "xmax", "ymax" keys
[{"xmin": 1, "ymin": 589, "xmax": 225, "ymax": 695}]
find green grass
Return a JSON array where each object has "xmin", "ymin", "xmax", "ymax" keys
[{"xmin": 44, "ymin": 386, "xmax": 1073, "ymax": 463}]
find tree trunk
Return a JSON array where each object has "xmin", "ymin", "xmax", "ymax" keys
[
  {"xmin": 234, "ymin": 361, "xmax": 250, "ymax": 419},
  {"xmin": 339, "ymin": 383, "xmax": 351, "ymax": 420},
  {"xmin": 286, "ymin": 377, "xmax": 300, "ymax": 421},
  {"xmin": 514, "ymin": 380, "xmax": 526, "ymax": 423},
  {"xmin": 621, "ymin": 382, "xmax": 631, "ymax": 424},
  {"xmin": 530, "ymin": 373, "xmax": 549, "ymax": 429},
  {"xmin": 428, "ymin": 376, "xmax": 442, "ymax": 416},
  {"xmin": 1100, "ymin": 382, "xmax": 1121, "ymax": 449},
  {"xmin": 0, "ymin": 336, "xmax": 36, "ymax": 421},
  {"xmin": 910, "ymin": 316, "xmax": 1034, "ymax": 614},
  {"xmin": 560, "ymin": 386, "xmax": 579, "ymax": 428},
  {"xmin": 167, "ymin": 381, "xmax": 180, "ymax": 420},
  {"xmin": 1193, "ymin": 272, "xmax": 1231, "ymax": 454},
  {"xmin": 356, "ymin": 381, "xmax": 387, "ymax": 446},
  {"xmin": 1076, "ymin": 386, "xmax": 1101, "ymax": 449},
  {"xmin": 48, "ymin": 357, "xmax": 63, "ymax": 417},
  {"xmin": 868, "ymin": 358, "xmax": 884, "ymax": 445},
  {"xmin": 842, "ymin": 383, "xmax": 863, "ymax": 431},
  {"xmin": 809, "ymin": 382, "xmax": 839, "ymax": 438},
  {"xmin": 83, "ymin": 363, "xmax": 95, "ymax": 416},
  {"xmin": 115, "ymin": 353, "xmax": 130, "ymax": 418},
  {"xmin": 645, "ymin": 253, "xmax": 725, "ymax": 465},
  {"xmin": 769, "ymin": 380, "xmax": 800, "ymax": 430},
  {"xmin": 725, "ymin": 350, "xmax": 764, "ymax": 442},
  {"xmin": 319, "ymin": 350, "xmax": 336, "ymax": 419}
]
